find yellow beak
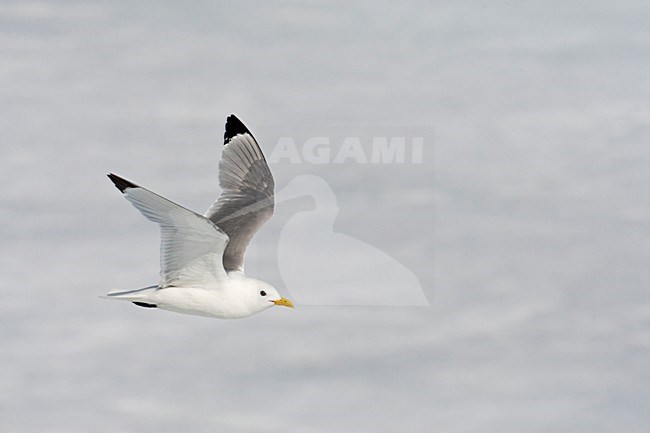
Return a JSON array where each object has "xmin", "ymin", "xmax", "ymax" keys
[{"xmin": 272, "ymin": 297, "xmax": 295, "ymax": 308}]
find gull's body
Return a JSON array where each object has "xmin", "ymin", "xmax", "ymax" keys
[{"xmin": 105, "ymin": 115, "xmax": 293, "ymax": 319}]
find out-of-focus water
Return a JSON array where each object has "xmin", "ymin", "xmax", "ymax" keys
[{"xmin": 1, "ymin": 1, "xmax": 648, "ymax": 432}]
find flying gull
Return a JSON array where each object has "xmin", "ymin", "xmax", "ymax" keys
[{"xmin": 104, "ymin": 115, "xmax": 294, "ymax": 318}]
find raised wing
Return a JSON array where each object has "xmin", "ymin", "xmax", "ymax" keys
[
  {"xmin": 108, "ymin": 173, "xmax": 229, "ymax": 288},
  {"xmin": 204, "ymin": 115, "xmax": 274, "ymax": 272}
]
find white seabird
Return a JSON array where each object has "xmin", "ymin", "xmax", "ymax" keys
[{"xmin": 104, "ymin": 115, "xmax": 294, "ymax": 319}]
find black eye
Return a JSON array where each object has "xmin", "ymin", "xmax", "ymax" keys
[{"xmin": 260, "ymin": 290, "xmax": 267, "ymax": 296}]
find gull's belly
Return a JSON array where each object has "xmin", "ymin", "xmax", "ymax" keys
[{"xmin": 152, "ymin": 287, "xmax": 253, "ymax": 319}]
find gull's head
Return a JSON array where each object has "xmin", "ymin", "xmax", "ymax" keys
[{"xmin": 241, "ymin": 278, "xmax": 294, "ymax": 313}]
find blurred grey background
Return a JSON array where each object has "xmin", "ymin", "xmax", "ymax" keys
[{"xmin": 1, "ymin": 1, "xmax": 648, "ymax": 432}]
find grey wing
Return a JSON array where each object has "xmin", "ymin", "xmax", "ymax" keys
[
  {"xmin": 204, "ymin": 115, "xmax": 274, "ymax": 272},
  {"xmin": 108, "ymin": 174, "xmax": 230, "ymax": 288}
]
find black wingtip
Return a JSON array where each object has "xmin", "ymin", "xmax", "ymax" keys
[
  {"xmin": 224, "ymin": 114, "xmax": 254, "ymax": 145},
  {"xmin": 107, "ymin": 173, "xmax": 139, "ymax": 193},
  {"xmin": 132, "ymin": 302, "xmax": 157, "ymax": 308}
]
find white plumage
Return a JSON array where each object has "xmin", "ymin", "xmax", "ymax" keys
[{"xmin": 104, "ymin": 115, "xmax": 294, "ymax": 319}]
